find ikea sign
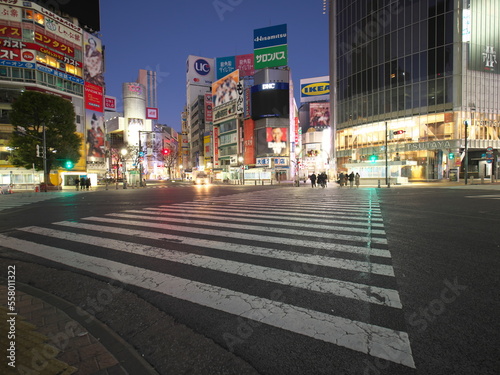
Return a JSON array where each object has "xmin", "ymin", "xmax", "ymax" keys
[{"xmin": 301, "ymin": 82, "xmax": 330, "ymax": 97}]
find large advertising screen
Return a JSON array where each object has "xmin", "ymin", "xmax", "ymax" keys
[
  {"xmin": 251, "ymin": 83, "xmax": 290, "ymax": 120},
  {"xmin": 468, "ymin": 0, "xmax": 499, "ymax": 74},
  {"xmin": 256, "ymin": 127, "xmax": 288, "ymax": 156}
]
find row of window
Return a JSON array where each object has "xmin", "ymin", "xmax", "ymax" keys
[
  {"xmin": 0, "ymin": 67, "xmax": 83, "ymax": 96},
  {"xmin": 338, "ymin": 48, "xmax": 453, "ymax": 99},
  {"xmin": 338, "ymin": 78, "xmax": 453, "ymax": 124},
  {"xmin": 336, "ymin": 0, "xmax": 454, "ymax": 35},
  {"xmin": 338, "ymin": 17, "xmax": 455, "ymax": 72}
]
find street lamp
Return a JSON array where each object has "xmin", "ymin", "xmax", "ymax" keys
[
  {"xmin": 465, "ymin": 106, "xmax": 475, "ymax": 185},
  {"xmin": 121, "ymin": 148, "xmax": 128, "ymax": 189},
  {"xmin": 238, "ymin": 156, "xmax": 244, "ymax": 185}
]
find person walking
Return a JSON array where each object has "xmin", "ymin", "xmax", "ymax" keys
[
  {"xmin": 338, "ymin": 172, "xmax": 344, "ymax": 187},
  {"xmin": 80, "ymin": 177, "xmax": 85, "ymax": 190},
  {"xmin": 85, "ymin": 177, "xmax": 91, "ymax": 191},
  {"xmin": 75, "ymin": 177, "xmax": 80, "ymax": 191},
  {"xmin": 355, "ymin": 172, "xmax": 360, "ymax": 188},
  {"xmin": 348, "ymin": 171, "xmax": 354, "ymax": 188},
  {"xmin": 310, "ymin": 173, "xmax": 317, "ymax": 188}
]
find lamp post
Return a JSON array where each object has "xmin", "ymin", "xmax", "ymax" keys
[
  {"xmin": 464, "ymin": 107, "xmax": 475, "ymax": 185},
  {"xmin": 121, "ymin": 148, "xmax": 128, "ymax": 189},
  {"xmin": 238, "ymin": 156, "xmax": 244, "ymax": 185},
  {"xmin": 385, "ymin": 121, "xmax": 390, "ymax": 188}
]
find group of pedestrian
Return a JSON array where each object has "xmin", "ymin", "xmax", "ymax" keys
[
  {"xmin": 308, "ymin": 172, "xmax": 328, "ymax": 188},
  {"xmin": 75, "ymin": 177, "xmax": 91, "ymax": 191},
  {"xmin": 337, "ymin": 171, "xmax": 360, "ymax": 188}
]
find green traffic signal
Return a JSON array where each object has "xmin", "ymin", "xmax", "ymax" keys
[
  {"xmin": 369, "ymin": 154, "xmax": 378, "ymax": 162},
  {"xmin": 64, "ymin": 160, "xmax": 74, "ymax": 169}
]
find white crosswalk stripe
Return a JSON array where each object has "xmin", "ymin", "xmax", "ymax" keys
[{"xmin": 0, "ymin": 188, "xmax": 415, "ymax": 369}]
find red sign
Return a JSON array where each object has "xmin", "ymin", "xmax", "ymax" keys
[
  {"xmin": 243, "ymin": 119, "xmax": 255, "ymax": 165},
  {"xmin": 84, "ymin": 82, "xmax": 103, "ymax": 112},
  {"xmin": 104, "ymin": 96, "xmax": 117, "ymax": 111},
  {"xmin": 146, "ymin": 107, "xmax": 158, "ymax": 119},
  {"xmin": 236, "ymin": 54, "xmax": 255, "ymax": 77},
  {"xmin": 213, "ymin": 126, "xmax": 219, "ymax": 168},
  {"xmin": 0, "ymin": 25, "xmax": 21, "ymax": 39}
]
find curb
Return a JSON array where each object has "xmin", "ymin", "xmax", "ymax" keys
[{"xmin": 15, "ymin": 282, "xmax": 160, "ymax": 375}]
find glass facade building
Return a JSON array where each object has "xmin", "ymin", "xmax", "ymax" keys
[{"xmin": 331, "ymin": 0, "xmax": 500, "ymax": 181}]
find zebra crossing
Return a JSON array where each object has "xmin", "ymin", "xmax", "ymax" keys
[{"xmin": 0, "ymin": 188, "xmax": 415, "ymax": 370}]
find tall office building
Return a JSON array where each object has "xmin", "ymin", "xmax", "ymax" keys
[{"xmin": 330, "ymin": 0, "xmax": 499, "ymax": 182}]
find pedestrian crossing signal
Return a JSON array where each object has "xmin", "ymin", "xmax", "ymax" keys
[
  {"xmin": 369, "ymin": 154, "xmax": 378, "ymax": 162},
  {"xmin": 64, "ymin": 160, "xmax": 74, "ymax": 169},
  {"xmin": 162, "ymin": 148, "xmax": 171, "ymax": 155}
]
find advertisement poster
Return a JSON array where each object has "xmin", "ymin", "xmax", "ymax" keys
[
  {"xmin": 256, "ymin": 127, "xmax": 288, "ymax": 156},
  {"xmin": 212, "ymin": 70, "xmax": 240, "ymax": 107},
  {"xmin": 86, "ymin": 109, "xmax": 105, "ymax": 158},
  {"xmin": 83, "ymin": 31, "xmax": 104, "ymax": 86},
  {"xmin": 309, "ymin": 103, "xmax": 330, "ymax": 129}
]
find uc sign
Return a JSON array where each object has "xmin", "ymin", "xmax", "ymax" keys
[
  {"xmin": 194, "ymin": 59, "xmax": 211, "ymax": 75},
  {"xmin": 301, "ymin": 82, "xmax": 330, "ymax": 97}
]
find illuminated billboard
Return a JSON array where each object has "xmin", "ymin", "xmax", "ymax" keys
[
  {"xmin": 186, "ymin": 55, "xmax": 215, "ymax": 85},
  {"xmin": 215, "ymin": 54, "xmax": 255, "ymax": 79},
  {"xmin": 300, "ymin": 76, "xmax": 330, "ymax": 103},
  {"xmin": 255, "ymin": 127, "xmax": 289, "ymax": 156},
  {"xmin": 467, "ymin": 0, "xmax": 499, "ymax": 74},
  {"xmin": 253, "ymin": 24, "xmax": 288, "ymax": 70},
  {"xmin": 83, "ymin": 31, "xmax": 104, "ymax": 86},
  {"xmin": 251, "ymin": 82, "xmax": 289, "ymax": 120}
]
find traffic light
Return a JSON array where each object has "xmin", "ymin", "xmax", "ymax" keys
[
  {"xmin": 64, "ymin": 160, "xmax": 74, "ymax": 169},
  {"xmin": 36, "ymin": 144, "xmax": 40, "ymax": 157},
  {"xmin": 369, "ymin": 154, "xmax": 378, "ymax": 162},
  {"xmin": 162, "ymin": 148, "xmax": 171, "ymax": 156},
  {"xmin": 393, "ymin": 130, "xmax": 406, "ymax": 135},
  {"xmin": 448, "ymin": 152, "xmax": 454, "ymax": 159}
]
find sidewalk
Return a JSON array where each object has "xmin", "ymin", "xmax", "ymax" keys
[{"xmin": 0, "ymin": 284, "xmax": 158, "ymax": 375}]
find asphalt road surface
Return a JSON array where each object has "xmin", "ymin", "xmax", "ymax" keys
[{"xmin": 0, "ymin": 184, "xmax": 498, "ymax": 375}]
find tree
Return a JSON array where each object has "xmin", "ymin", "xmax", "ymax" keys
[
  {"xmin": 162, "ymin": 146, "xmax": 179, "ymax": 179},
  {"xmin": 8, "ymin": 91, "xmax": 81, "ymax": 184}
]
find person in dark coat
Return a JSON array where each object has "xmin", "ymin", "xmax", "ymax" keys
[
  {"xmin": 85, "ymin": 177, "xmax": 91, "ymax": 190},
  {"xmin": 80, "ymin": 177, "xmax": 85, "ymax": 190},
  {"xmin": 75, "ymin": 177, "xmax": 80, "ymax": 190},
  {"xmin": 310, "ymin": 173, "xmax": 317, "ymax": 188}
]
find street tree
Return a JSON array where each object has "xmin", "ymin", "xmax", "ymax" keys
[{"xmin": 8, "ymin": 91, "xmax": 81, "ymax": 184}]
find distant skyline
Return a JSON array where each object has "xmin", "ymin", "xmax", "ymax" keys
[{"xmin": 100, "ymin": 0, "xmax": 329, "ymax": 132}]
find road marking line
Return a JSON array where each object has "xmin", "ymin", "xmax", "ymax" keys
[
  {"xmin": 104, "ymin": 213, "xmax": 389, "ymax": 245},
  {"xmin": 81, "ymin": 216, "xmax": 393, "ymax": 261},
  {"xmin": 0, "ymin": 234, "xmax": 414, "ymax": 368},
  {"xmin": 144, "ymin": 207, "xmax": 386, "ymax": 229},
  {"xmin": 19, "ymin": 226, "xmax": 402, "ymax": 308}
]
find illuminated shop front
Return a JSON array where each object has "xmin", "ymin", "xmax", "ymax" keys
[{"xmin": 331, "ymin": 0, "xmax": 500, "ymax": 181}]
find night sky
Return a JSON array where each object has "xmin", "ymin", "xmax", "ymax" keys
[{"xmin": 100, "ymin": 0, "xmax": 329, "ymax": 131}]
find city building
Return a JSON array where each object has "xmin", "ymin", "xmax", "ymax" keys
[
  {"xmin": 0, "ymin": 0, "xmax": 102, "ymax": 188},
  {"xmin": 330, "ymin": 0, "xmax": 499, "ymax": 183},
  {"xmin": 298, "ymin": 76, "xmax": 332, "ymax": 181}
]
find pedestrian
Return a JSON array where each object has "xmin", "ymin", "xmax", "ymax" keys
[
  {"xmin": 75, "ymin": 177, "xmax": 80, "ymax": 190},
  {"xmin": 355, "ymin": 172, "xmax": 360, "ymax": 188},
  {"xmin": 348, "ymin": 172, "xmax": 354, "ymax": 188},
  {"xmin": 85, "ymin": 177, "xmax": 91, "ymax": 190},
  {"xmin": 338, "ymin": 172, "xmax": 344, "ymax": 187},
  {"xmin": 80, "ymin": 177, "xmax": 85, "ymax": 190},
  {"xmin": 310, "ymin": 173, "xmax": 317, "ymax": 188}
]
